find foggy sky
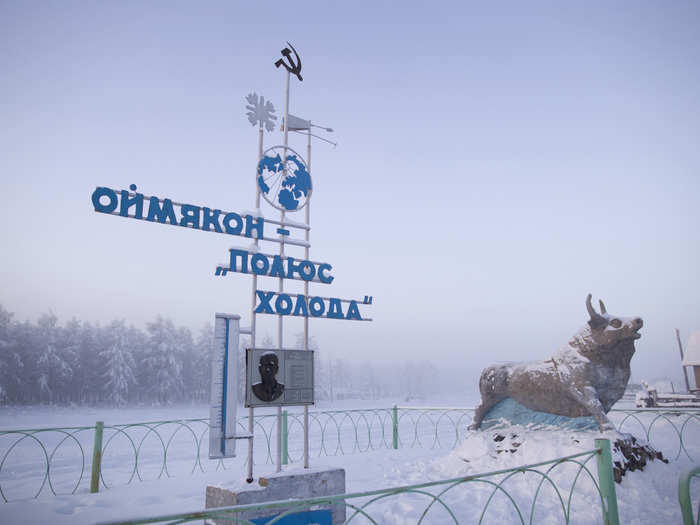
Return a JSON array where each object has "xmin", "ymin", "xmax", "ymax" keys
[{"xmin": 1, "ymin": 1, "xmax": 699, "ymax": 393}]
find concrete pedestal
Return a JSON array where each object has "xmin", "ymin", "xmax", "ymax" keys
[{"xmin": 206, "ymin": 467, "xmax": 345, "ymax": 524}]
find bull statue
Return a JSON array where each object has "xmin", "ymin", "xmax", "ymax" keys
[{"xmin": 470, "ymin": 294, "xmax": 643, "ymax": 431}]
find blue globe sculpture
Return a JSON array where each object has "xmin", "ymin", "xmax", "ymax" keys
[{"xmin": 257, "ymin": 146, "xmax": 312, "ymax": 212}]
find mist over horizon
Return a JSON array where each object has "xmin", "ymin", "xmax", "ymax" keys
[{"xmin": 2, "ymin": 2, "xmax": 698, "ymax": 398}]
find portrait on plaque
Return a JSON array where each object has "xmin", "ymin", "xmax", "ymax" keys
[
  {"xmin": 252, "ymin": 352, "xmax": 285, "ymax": 402},
  {"xmin": 246, "ymin": 348, "xmax": 314, "ymax": 407}
]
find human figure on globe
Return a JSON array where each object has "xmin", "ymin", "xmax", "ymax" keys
[{"xmin": 252, "ymin": 352, "xmax": 285, "ymax": 402}]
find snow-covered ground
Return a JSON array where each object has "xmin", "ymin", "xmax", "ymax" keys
[{"xmin": 0, "ymin": 400, "xmax": 698, "ymax": 524}]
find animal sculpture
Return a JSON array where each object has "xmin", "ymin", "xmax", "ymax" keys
[{"xmin": 470, "ymin": 294, "xmax": 643, "ymax": 431}]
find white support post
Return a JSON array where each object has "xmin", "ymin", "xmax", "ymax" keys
[
  {"xmin": 247, "ymin": 120, "xmax": 264, "ymax": 483},
  {"xmin": 275, "ymin": 69, "xmax": 291, "ymax": 474},
  {"xmin": 303, "ymin": 124, "xmax": 312, "ymax": 469}
]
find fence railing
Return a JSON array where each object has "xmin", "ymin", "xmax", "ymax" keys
[
  {"xmin": 679, "ymin": 465, "xmax": 700, "ymax": 525},
  {"xmin": 1, "ymin": 406, "xmax": 698, "ymax": 503},
  {"xmin": 96, "ymin": 439, "xmax": 619, "ymax": 525}
]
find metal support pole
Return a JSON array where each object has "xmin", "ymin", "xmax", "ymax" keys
[
  {"xmin": 595, "ymin": 438, "xmax": 620, "ymax": 525},
  {"xmin": 247, "ymin": 121, "xmax": 264, "ymax": 484},
  {"xmin": 392, "ymin": 405, "xmax": 399, "ymax": 450},
  {"xmin": 273, "ymin": 69, "xmax": 291, "ymax": 475},
  {"xmin": 90, "ymin": 421, "xmax": 104, "ymax": 493},
  {"xmin": 246, "ymin": 407, "xmax": 254, "ymax": 483},
  {"xmin": 276, "ymin": 406, "xmax": 283, "ymax": 472},
  {"xmin": 303, "ymin": 122, "xmax": 312, "ymax": 469},
  {"xmin": 679, "ymin": 466, "xmax": 700, "ymax": 525},
  {"xmin": 282, "ymin": 410, "xmax": 288, "ymax": 465}
]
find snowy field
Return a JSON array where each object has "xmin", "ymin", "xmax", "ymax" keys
[{"xmin": 0, "ymin": 399, "xmax": 698, "ymax": 524}]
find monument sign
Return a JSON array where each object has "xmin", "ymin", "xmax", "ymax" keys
[{"xmin": 91, "ymin": 42, "xmax": 373, "ymax": 483}]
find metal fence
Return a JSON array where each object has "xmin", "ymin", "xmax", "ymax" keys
[
  {"xmin": 1, "ymin": 406, "xmax": 698, "ymax": 503},
  {"xmin": 610, "ymin": 408, "xmax": 700, "ymax": 461},
  {"xmin": 679, "ymin": 465, "xmax": 700, "ymax": 525},
  {"xmin": 95, "ymin": 439, "xmax": 620, "ymax": 525}
]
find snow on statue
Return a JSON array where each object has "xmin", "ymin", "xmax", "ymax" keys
[{"xmin": 470, "ymin": 294, "xmax": 643, "ymax": 431}]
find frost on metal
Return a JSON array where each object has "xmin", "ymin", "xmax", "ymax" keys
[{"xmin": 245, "ymin": 93, "xmax": 277, "ymax": 132}]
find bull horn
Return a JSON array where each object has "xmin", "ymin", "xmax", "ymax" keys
[
  {"xmin": 599, "ymin": 300, "xmax": 607, "ymax": 314},
  {"xmin": 586, "ymin": 294, "xmax": 606, "ymax": 328}
]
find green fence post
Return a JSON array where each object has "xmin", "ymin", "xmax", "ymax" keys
[
  {"xmin": 595, "ymin": 438, "xmax": 620, "ymax": 525},
  {"xmin": 282, "ymin": 410, "xmax": 288, "ymax": 465},
  {"xmin": 392, "ymin": 405, "xmax": 398, "ymax": 450},
  {"xmin": 90, "ymin": 421, "xmax": 104, "ymax": 494},
  {"xmin": 679, "ymin": 466, "xmax": 700, "ymax": 525}
]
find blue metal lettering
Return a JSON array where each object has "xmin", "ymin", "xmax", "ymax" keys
[
  {"xmin": 292, "ymin": 294, "xmax": 308, "ymax": 317},
  {"xmin": 245, "ymin": 215, "xmax": 264, "ymax": 239},
  {"xmin": 327, "ymin": 298, "xmax": 344, "ymax": 319},
  {"xmin": 228, "ymin": 249, "xmax": 249, "ymax": 273},
  {"xmin": 251, "ymin": 253, "xmax": 270, "ymax": 275},
  {"xmin": 146, "ymin": 197, "xmax": 178, "ymax": 224},
  {"xmin": 275, "ymin": 294, "xmax": 293, "ymax": 315},
  {"xmin": 179, "ymin": 204, "xmax": 201, "ymax": 229},
  {"xmin": 91, "ymin": 187, "xmax": 118, "ymax": 213},
  {"xmin": 255, "ymin": 291, "xmax": 275, "ymax": 314},
  {"xmin": 345, "ymin": 301, "xmax": 362, "ymax": 320},
  {"xmin": 298, "ymin": 261, "xmax": 316, "ymax": 281},
  {"xmin": 285, "ymin": 258, "xmax": 316, "ymax": 281},
  {"xmin": 309, "ymin": 297, "xmax": 325, "ymax": 317},
  {"xmin": 119, "ymin": 188, "xmax": 143, "ymax": 218},
  {"xmin": 223, "ymin": 213, "xmax": 243, "ymax": 235},
  {"xmin": 317, "ymin": 264, "xmax": 334, "ymax": 284},
  {"xmin": 285, "ymin": 257, "xmax": 298, "ymax": 279},
  {"xmin": 269, "ymin": 255, "xmax": 285, "ymax": 278},
  {"xmin": 202, "ymin": 207, "xmax": 222, "ymax": 232}
]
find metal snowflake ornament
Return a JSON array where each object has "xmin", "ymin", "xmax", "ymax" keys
[{"xmin": 245, "ymin": 93, "xmax": 277, "ymax": 132}]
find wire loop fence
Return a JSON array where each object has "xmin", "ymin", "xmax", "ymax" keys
[
  {"xmin": 0, "ymin": 406, "xmax": 698, "ymax": 503},
  {"xmin": 95, "ymin": 443, "xmax": 616, "ymax": 525}
]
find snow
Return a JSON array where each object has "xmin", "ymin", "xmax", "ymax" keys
[{"xmin": 0, "ymin": 400, "xmax": 697, "ymax": 524}]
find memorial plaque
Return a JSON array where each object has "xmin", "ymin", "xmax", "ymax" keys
[{"xmin": 245, "ymin": 348, "xmax": 314, "ymax": 407}]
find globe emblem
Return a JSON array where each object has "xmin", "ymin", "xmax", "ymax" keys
[{"xmin": 256, "ymin": 146, "xmax": 312, "ymax": 212}]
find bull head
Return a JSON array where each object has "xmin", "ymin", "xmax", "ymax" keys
[
  {"xmin": 586, "ymin": 294, "xmax": 607, "ymax": 329},
  {"xmin": 585, "ymin": 293, "xmax": 643, "ymax": 341}
]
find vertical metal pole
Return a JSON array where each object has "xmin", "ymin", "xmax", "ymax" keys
[
  {"xmin": 303, "ymin": 124, "xmax": 312, "ymax": 469},
  {"xmin": 392, "ymin": 405, "xmax": 399, "ymax": 450},
  {"xmin": 595, "ymin": 438, "xmax": 620, "ymax": 525},
  {"xmin": 679, "ymin": 467, "xmax": 700, "ymax": 525},
  {"xmin": 247, "ymin": 121, "xmax": 264, "ymax": 484},
  {"xmin": 676, "ymin": 329, "xmax": 691, "ymax": 392},
  {"xmin": 90, "ymin": 421, "xmax": 104, "ymax": 493},
  {"xmin": 276, "ymin": 405, "xmax": 283, "ymax": 472},
  {"xmin": 282, "ymin": 410, "xmax": 289, "ymax": 465},
  {"xmin": 275, "ymin": 69, "xmax": 291, "ymax": 474}
]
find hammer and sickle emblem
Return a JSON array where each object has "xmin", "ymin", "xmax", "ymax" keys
[{"xmin": 274, "ymin": 42, "xmax": 303, "ymax": 82}]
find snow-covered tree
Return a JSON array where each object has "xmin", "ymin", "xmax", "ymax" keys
[
  {"xmin": 0, "ymin": 305, "xmax": 22, "ymax": 403},
  {"xmin": 57, "ymin": 318, "xmax": 83, "ymax": 403},
  {"xmin": 100, "ymin": 320, "xmax": 138, "ymax": 406},
  {"xmin": 190, "ymin": 323, "xmax": 213, "ymax": 402},
  {"xmin": 35, "ymin": 312, "xmax": 73, "ymax": 404},
  {"xmin": 143, "ymin": 316, "xmax": 185, "ymax": 404}
]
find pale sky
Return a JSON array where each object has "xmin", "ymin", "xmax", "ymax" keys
[{"xmin": 2, "ymin": 1, "xmax": 699, "ymax": 392}]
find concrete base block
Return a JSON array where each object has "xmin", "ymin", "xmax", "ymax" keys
[{"xmin": 206, "ymin": 466, "xmax": 345, "ymax": 524}]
